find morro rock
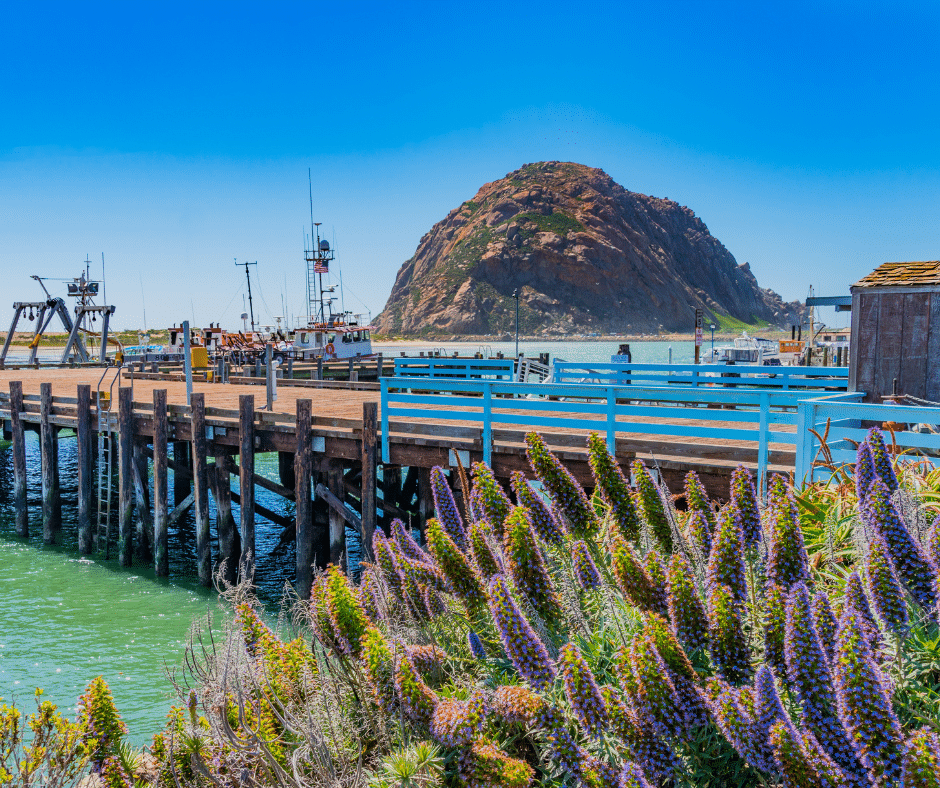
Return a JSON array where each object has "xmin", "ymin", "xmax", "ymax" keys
[{"xmin": 374, "ymin": 162, "xmax": 801, "ymax": 336}]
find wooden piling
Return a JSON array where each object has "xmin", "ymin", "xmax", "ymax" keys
[
  {"xmin": 118, "ymin": 386, "xmax": 134, "ymax": 565},
  {"xmin": 191, "ymin": 393, "xmax": 211, "ymax": 586},
  {"xmin": 153, "ymin": 389, "xmax": 169, "ymax": 576},
  {"xmin": 382, "ymin": 465, "xmax": 400, "ymax": 521},
  {"xmin": 417, "ymin": 466, "xmax": 434, "ymax": 544},
  {"xmin": 212, "ymin": 451, "xmax": 239, "ymax": 586},
  {"xmin": 76, "ymin": 384, "xmax": 93, "ymax": 552},
  {"xmin": 327, "ymin": 460, "xmax": 345, "ymax": 570},
  {"xmin": 9, "ymin": 381, "xmax": 27, "ymax": 537},
  {"xmin": 133, "ymin": 442, "xmax": 153, "ymax": 562},
  {"xmin": 361, "ymin": 401, "xmax": 377, "ymax": 561},
  {"xmin": 294, "ymin": 398, "xmax": 313, "ymax": 598},
  {"xmin": 239, "ymin": 394, "xmax": 255, "ymax": 578},
  {"xmin": 40, "ymin": 382, "xmax": 60, "ymax": 542},
  {"xmin": 173, "ymin": 441, "xmax": 190, "ymax": 506}
]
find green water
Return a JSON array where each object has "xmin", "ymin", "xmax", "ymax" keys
[{"xmin": 0, "ymin": 435, "xmax": 295, "ymax": 746}]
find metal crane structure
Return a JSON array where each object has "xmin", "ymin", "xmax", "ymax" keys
[{"xmin": 0, "ymin": 266, "xmax": 116, "ymax": 366}]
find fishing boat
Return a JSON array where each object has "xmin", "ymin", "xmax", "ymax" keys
[{"xmin": 702, "ymin": 331, "xmax": 782, "ymax": 366}]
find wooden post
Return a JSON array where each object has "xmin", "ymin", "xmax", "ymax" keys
[
  {"xmin": 361, "ymin": 402, "xmax": 377, "ymax": 562},
  {"xmin": 212, "ymin": 451, "xmax": 239, "ymax": 586},
  {"xmin": 77, "ymin": 384, "xmax": 93, "ymax": 553},
  {"xmin": 327, "ymin": 460, "xmax": 345, "ymax": 570},
  {"xmin": 382, "ymin": 465, "xmax": 401, "ymax": 519},
  {"xmin": 239, "ymin": 394, "xmax": 255, "ymax": 578},
  {"xmin": 9, "ymin": 381, "xmax": 27, "ymax": 537},
  {"xmin": 118, "ymin": 386, "xmax": 134, "ymax": 566},
  {"xmin": 295, "ymin": 399, "xmax": 313, "ymax": 598},
  {"xmin": 173, "ymin": 441, "xmax": 190, "ymax": 506},
  {"xmin": 133, "ymin": 442, "xmax": 153, "ymax": 562},
  {"xmin": 417, "ymin": 466, "xmax": 434, "ymax": 544},
  {"xmin": 40, "ymin": 382, "xmax": 60, "ymax": 542},
  {"xmin": 376, "ymin": 353, "xmax": 384, "ymax": 379},
  {"xmin": 191, "ymin": 393, "xmax": 211, "ymax": 586},
  {"xmin": 153, "ymin": 389, "xmax": 169, "ymax": 576},
  {"xmin": 316, "ymin": 357, "xmax": 323, "ymax": 381}
]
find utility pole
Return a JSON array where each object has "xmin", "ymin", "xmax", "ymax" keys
[
  {"xmin": 235, "ymin": 260, "xmax": 258, "ymax": 332},
  {"xmin": 512, "ymin": 289, "xmax": 520, "ymax": 358}
]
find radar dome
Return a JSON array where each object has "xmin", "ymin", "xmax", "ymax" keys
[{"xmin": 319, "ymin": 239, "xmax": 331, "ymax": 252}]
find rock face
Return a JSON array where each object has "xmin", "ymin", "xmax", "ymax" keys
[{"xmin": 375, "ymin": 162, "xmax": 802, "ymax": 336}]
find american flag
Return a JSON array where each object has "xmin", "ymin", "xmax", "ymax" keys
[{"xmin": 314, "ymin": 260, "xmax": 328, "ymax": 273}]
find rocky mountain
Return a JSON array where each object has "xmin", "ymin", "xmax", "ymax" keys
[{"xmin": 374, "ymin": 162, "xmax": 802, "ymax": 337}]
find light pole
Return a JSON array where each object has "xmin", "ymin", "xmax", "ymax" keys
[
  {"xmin": 512, "ymin": 289, "xmax": 520, "ymax": 357},
  {"xmin": 710, "ymin": 323, "xmax": 716, "ymax": 350}
]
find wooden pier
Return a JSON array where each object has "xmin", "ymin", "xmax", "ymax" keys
[{"xmin": 0, "ymin": 364, "xmax": 823, "ymax": 594}]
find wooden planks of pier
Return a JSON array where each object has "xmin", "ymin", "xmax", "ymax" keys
[{"xmin": 0, "ymin": 366, "xmax": 783, "ymax": 596}]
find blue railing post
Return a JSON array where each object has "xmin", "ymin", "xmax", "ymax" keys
[
  {"xmin": 795, "ymin": 400, "xmax": 814, "ymax": 484},
  {"xmin": 482, "ymin": 382, "xmax": 492, "ymax": 465},
  {"xmin": 606, "ymin": 387, "xmax": 616, "ymax": 453},
  {"xmin": 381, "ymin": 380, "xmax": 390, "ymax": 463},
  {"xmin": 757, "ymin": 390, "xmax": 769, "ymax": 495},
  {"xmin": 692, "ymin": 366, "xmax": 699, "ymax": 388}
]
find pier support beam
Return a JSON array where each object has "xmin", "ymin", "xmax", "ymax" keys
[
  {"xmin": 417, "ymin": 466, "xmax": 434, "ymax": 544},
  {"xmin": 239, "ymin": 394, "xmax": 255, "ymax": 579},
  {"xmin": 9, "ymin": 381, "xmax": 27, "ymax": 537},
  {"xmin": 77, "ymin": 384, "xmax": 93, "ymax": 553},
  {"xmin": 382, "ymin": 465, "xmax": 400, "ymax": 524},
  {"xmin": 173, "ymin": 441, "xmax": 190, "ymax": 506},
  {"xmin": 40, "ymin": 382, "xmax": 61, "ymax": 542},
  {"xmin": 191, "ymin": 393, "xmax": 211, "ymax": 586},
  {"xmin": 294, "ymin": 399, "xmax": 313, "ymax": 598},
  {"xmin": 133, "ymin": 443, "xmax": 153, "ymax": 562},
  {"xmin": 118, "ymin": 386, "xmax": 134, "ymax": 566},
  {"xmin": 153, "ymin": 389, "xmax": 169, "ymax": 577},
  {"xmin": 361, "ymin": 401, "xmax": 377, "ymax": 562},
  {"xmin": 211, "ymin": 451, "xmax": 239, "ymax": 587},
  {"xmin": 327, "ymin": 460, "xmax": 345, "ymax": 571}
]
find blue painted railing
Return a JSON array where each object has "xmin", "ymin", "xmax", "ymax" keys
[
  {"xmin": 393, "ymin": 357, "xmax": 515, "ymax": 380},
  {"xmin": 381, "ymin": 377, "xmax": 863, "ymax": 484},
  {"xmin": 553, "ymin": 362, "xmax": 849, "ymax": 390},
  {"xmin": 795, "ymin": 400, "xmax": 940, "ymax": 483}
]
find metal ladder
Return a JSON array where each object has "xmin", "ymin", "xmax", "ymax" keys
[{"xmin": 95, "ymin": 364, "xmax": 123, "ymax": 557}]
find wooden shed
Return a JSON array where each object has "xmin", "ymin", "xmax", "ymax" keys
[{"xmin": 849, "ymin": 260, "xmax": 940, "ymax": 402}]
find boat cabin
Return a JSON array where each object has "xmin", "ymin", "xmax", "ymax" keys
[{"xmin": 292, "ymin": 324, "xmax": 373, "ymax": 360}]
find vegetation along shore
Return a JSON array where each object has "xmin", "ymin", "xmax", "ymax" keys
[{"xmin": 3, "ymin": 428, "xmax": 939, "ymax": 787}]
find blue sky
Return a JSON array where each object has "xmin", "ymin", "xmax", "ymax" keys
[{"xmin": 1, "ymin": 1, "xmax": 937, "ymax": 331}]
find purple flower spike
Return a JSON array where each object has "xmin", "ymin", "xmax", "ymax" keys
[
  {"xmin": 685, "ymin": 510, "xmax": 712, "ymax": 562},
  {"xmin": 902, "ymin": 727, "xmax": 940, "ymax": 785},
  {"xmin": 503, "ymin": 506, "xmax": 560, "ymax": 623},
  {"xmin": 707, "ymin": 582, "xmax": 752, "ymax": 685},
  {"xmin": 769, "ymin": 720, "xmax": 852, "ymax": 788},
  {"xmin": 493, "ymin": 684, "xmax": 544, "ymax": 725},
  {"xmin": 510, "ymin": 471, "xmax": 567, "ymax": 547},
  {"xmin": 618, "ymin": 762, "xmax": 654, "ymax": 788},
  {"xmin": 425, "ymin": 518, "xmax": 485, "ymax": 609},
  {"xmin": 811, "ymin": 590, "xmax": 838, "ymax": 664},
  {"xmin": 753, "ymin": 666, "xmax": 791, "ymax": 767},
  {"xmin": 867, "ymin": 534, "xmax": 909, "ymax": 634},
  {"xmin": 468, "ymin": 520, "xmax": 503, "ymax": 580},
  {"xmin": 390, "ymin": 518, "xmax": 429, "ymax": 563},
  {"xmin": 632, "ymin": 460, "xmax": 673, "ymax": 554},
  {"xmin": 430, "ymin": 466, "xmax": 467, "ymax": 549},
  {"xmin": 708, "ymin": 680, "xmax": 773, "ymax": 773},
  {"xmin": 525, "ymin": 432, "xmax": 599, "ymax": 539},
  {"xmin": 865, "ymin": 479, "xmax": 938, "ymax": 614},
  {"xmin": 867, "ymin": 427, "xmax": 899, "ymax": 492},
  {"xmin": 844, "ymin": 571, "xmax": 882, "ymax": 655},
  {"xmin": 430, "ymin": 689, "xmax": 487, "ymax": 747},
  {"xmin": 834, "ymin": 601, "xmax": 905, "ymax": 787},
  {"xmin": 486, "ymin": 574, "xmax": 555, "ymax": 689},
  {"xmin": 730, "ymin": 466, "xmax": 761, "ymax": 547},
  {"xmin": 558, "ymin": 643, "xmax": 608, "ymax": 737},
  {"xmin": 784, "ymin": 583, "xmax": 862, "ymax": 777},
  {"xmin": 588, "ymin": 433, "xmax": 641, "ymax": 543},
  {"xmin": 611, "ymin": 537, "xmax": 667, "ymax": 615},
  {"xmin": 536, "ymin": 705, "xmax": 585, "ymax": 778},
  {"xmin": 706, "ymin": 505, "xmax": 748, "ymax": 602},
  {"xmin": 471, "ymin": 461, "xmax": 512, "ymax": 536},
  {"xmin": 855, "ymin": 441, "xmax": 877, "ymax": 509},
  {"xmin": 763, "ymin": 583, "xmax": 787, "ymax": 674},
  {"xmin": 572, "ymin": 540, "xmax": 602, "ymax": 591},
  {"xmin": 468, "ymin": 630, "xmax": 486, "ymax": 660},
  {"xmin": 667, "ymin": 553, "xmax": 708, "ymax": 652},
  {"xmin": 684, "ymin": 471, "xmax": 716, "ymax": 530},
  {"xmin": 765, "ymin": 482, "xmax": 809, "ymax": 589}
]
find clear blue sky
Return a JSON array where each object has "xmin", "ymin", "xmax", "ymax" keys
[{"xmin": 1, "ymin": 1, "xmax": 937, "ymax": 331}]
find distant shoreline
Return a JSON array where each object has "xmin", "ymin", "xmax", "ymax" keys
[{"xmin": 372, "ymin": 330, "xmax": 795, "ymax": 346}]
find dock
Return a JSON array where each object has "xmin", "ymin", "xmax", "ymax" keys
[{"xmin": 0, "ymin": 360, "xmax": 857, "ymax": 595}]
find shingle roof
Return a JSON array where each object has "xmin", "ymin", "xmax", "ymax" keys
[{"xmin": 853, "ymin": 261, "xmax": 940, "ymax": 288}]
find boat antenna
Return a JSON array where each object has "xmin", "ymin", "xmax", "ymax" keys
[
  {"xmin": 235, "ymin": 258, "xmax": 258, "ymax": 332},
  {"xmin": 101, "ymin": 252, "xmax": 106, "ymax": 306},
  {"xmin": 139, "ymin": 273, "xmax": 148, "ymax": 330}
]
